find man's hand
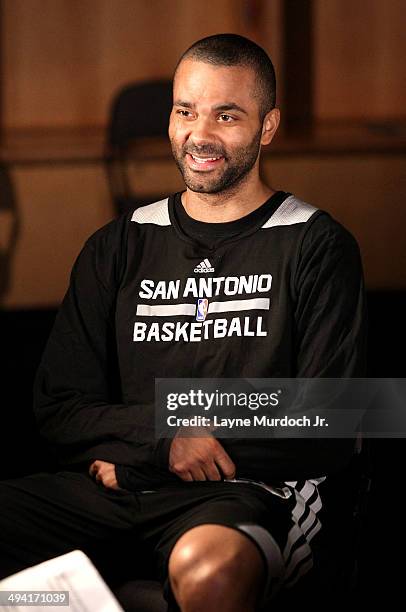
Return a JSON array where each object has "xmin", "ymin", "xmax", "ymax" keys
[
  {"xmin": 89, "ymin": 460, "xmax": 120, "ymax": 490},
  {"xmin": 169, "ymin": 431, "xmax": 236, "ymax": 481}
]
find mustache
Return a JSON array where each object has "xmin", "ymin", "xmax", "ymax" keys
[{"xmin": 183, "ymin": 145, "xmax": 226, "ymax": 158}]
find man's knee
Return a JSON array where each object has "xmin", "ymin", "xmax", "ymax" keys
[{"xmin": 168, "ymin": 524, "xmax": 265, "ymax": 610}]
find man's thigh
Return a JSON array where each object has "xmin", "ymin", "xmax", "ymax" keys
[{"xmin": 0, "ymin": 471, "xmax": 150, "ymax": 582}]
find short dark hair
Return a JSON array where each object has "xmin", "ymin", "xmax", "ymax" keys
[{"xmin": 175, "ymin": 33, "xmax": 276, "ymax": 119}]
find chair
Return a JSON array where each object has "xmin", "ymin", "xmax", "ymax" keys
[
  {"xmin": 113, "ymin": 443, "xmax": 372, "ymax": 611},
  {"xmin": 105, "ymin": 80, "xmax": 173, "ymax": 216}
]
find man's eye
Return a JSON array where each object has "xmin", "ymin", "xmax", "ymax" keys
[
  {"xmin": 219, "ymin": 114, "xmax": 234, "ymax": 122},
  {"xmin": 177, "ymin": 109, "xmax": 192, "ymax": 117}
]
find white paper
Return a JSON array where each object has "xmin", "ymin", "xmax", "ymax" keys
[{"xmin": 0, "ymin": 550, "xmax": 124, "ymax": 611}]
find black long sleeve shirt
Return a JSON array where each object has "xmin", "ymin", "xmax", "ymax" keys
[{"xmin": 33, "ymin": 191, "xmax": 366, "ymax": 489}]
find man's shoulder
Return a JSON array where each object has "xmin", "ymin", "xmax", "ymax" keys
[
  {"xmin": 263, "ymin": 194, "xmax": 361, "ymax": 266},
  {"xmin": 290, "ymin": 201, "xmax": 362, "ymax": 265},
  {"xmin": 271, "ymin": 194, "xmax": 358, "ymax": 245},
  {"xmin": 77, "ymin": 195, "xmax": 174, "ymax": 264},
  {"xmin": 77, "ymin": 210, "xmax": 133, "ymax": 264},
  {"xmin": 303, "ymin": 206, "xmax": 359, "ymax": 248}
]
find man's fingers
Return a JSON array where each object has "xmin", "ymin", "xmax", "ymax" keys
[
  {"xmin": 89, "ymin": 461, "xmax": 99, "ymax": 476},
  {"xmin": 203, "ymin": 461, "xmax": 222, "ymax": 481},
  {"xmin": 88, "ymin": 460, "xmax": 120, "ymax": 490},
  {"xmin": 215, "ymin": 450, "xmax": 236, "ymax": 479},
  {"xmin": 180, "ymin": 471, "xmax": 194, "ymax": 482},
  {"xmin": 182, "ymin": 461, "xmax": 222, "ymax": 481},
  {"xmin": 169, "ymin": 437, "xmax": 235, "ymax": 480},
  {"xmin": 190, "ymin": 466, "xmax": 207, "ymax": 481}
]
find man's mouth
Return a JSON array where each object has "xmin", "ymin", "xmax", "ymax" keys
[{"xmin": 186, "ymin": 153, "xmax": 225, "ymax": 171}]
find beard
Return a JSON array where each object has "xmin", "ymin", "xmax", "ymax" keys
[{"xmin": 170, "ymin": 127, "xmax": 263, "ymax": 194}]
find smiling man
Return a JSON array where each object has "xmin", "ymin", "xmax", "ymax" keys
[
  {"xmin": 0, "ymin": 35, "xmax": 366, "ymax": 611},
  {"xmin": 170, "ymin": 42, "xmax": 278, "ymax": 212}
]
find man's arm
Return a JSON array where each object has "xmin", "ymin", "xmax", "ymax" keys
[
  {"xmin": 220, "ymin": 212, "xmax": 367, "ymax": 481},
  {"xmin": 108, "ymin": 432, "xmax": 236, "ymax": 490},
  {"xmin": 33, "ymin": 218, "xmax": 170, "ymax": 475},
  {"xmin": 34, "ymin": 217, "xmax": 236, "ymax": 490}
]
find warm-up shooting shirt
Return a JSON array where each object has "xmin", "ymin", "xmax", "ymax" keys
[{"xmin": 34, "ymin": 191, "xmax": 366, "ymax": 490}]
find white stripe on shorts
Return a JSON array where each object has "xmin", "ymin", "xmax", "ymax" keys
[{"xmin": 281, "ymin": 479, "xmax": 323, "ymax": 588}]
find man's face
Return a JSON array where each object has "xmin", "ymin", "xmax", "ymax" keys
[{"xmin": 169, "ymin": 59, "xmax": 267, "ymax": 195}]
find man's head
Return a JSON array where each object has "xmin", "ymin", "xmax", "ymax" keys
[
  {"xmin": 175, "ymin": 34, "xmax": 277, "ymax": 121},
  {"xmin": 169, "ymin": 34, "xmax": 280, "ymax": 196}
]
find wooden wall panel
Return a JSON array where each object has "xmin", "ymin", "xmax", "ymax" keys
[
  {"xmin": 3, "ymin": 0, "xmax": 405, "ymax": 125},
  {"xmin": 2, "ymin": 0, "xmax": 281, "ymax": 129},
  {"xmin": 2, "ymin": 164, "xmax": 114, "ymax": 308},
  {"xmin": 260, "ymin": 0, "xmax": 283, "ymax": 106},
  {"xmin": 3, "ymin": 0, "xmax": 103, "ymax": 128},
  {"xmin": 264, "ymin": 154, "xmax": 406, "ymax": 289},
  {"xmin": 314, "ymin": 0, "xmax": 406, "ymax": 120}
]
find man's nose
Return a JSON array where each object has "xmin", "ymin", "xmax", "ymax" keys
[{"xmin": 188, "ymin": 116, "xmax": 215, "ymax": 145}]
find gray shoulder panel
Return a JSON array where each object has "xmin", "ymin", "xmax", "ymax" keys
[
  {"xmin": 261, "ymin": 195, "xmax": 318, "ymax": 228},
  {"xmin": 131, "ymin": 198, "xmax": 171, "ymax": 226}
]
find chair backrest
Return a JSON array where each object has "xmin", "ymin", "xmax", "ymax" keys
[
  {"xmin": 105, "ymin": 79, "xmax": 173, "ymax": 215},
  {"xmin": 107, "ymin": 80, "xmax": 173, "ymax": 150}
]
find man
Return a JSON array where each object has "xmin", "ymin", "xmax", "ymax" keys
[{"xmin": 0, "ymin": 34, "xmax": 366, "ymax": 611}]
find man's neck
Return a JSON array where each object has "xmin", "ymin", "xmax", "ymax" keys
[{"xmin": 181, "ymin": 179, "xmax": 275, "ymax": 223}]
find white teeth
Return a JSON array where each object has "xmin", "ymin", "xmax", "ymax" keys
[{"xmin": 191, "ymin": 155, "xmax": 221, "ymax": 163}]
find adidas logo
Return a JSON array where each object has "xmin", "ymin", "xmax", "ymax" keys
[{"xmin": 194, "ymin": 258, "xmax": 215, "ymax": 273}]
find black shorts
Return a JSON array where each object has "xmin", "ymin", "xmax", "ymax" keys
[{"xmin": 0, "ymin": 472, "xmax": 322, "ymax": 608}]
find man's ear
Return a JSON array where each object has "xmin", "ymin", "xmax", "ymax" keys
[{"xmin": 261, "ymin": 108, "xmax": 280, "ymax": 146}]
